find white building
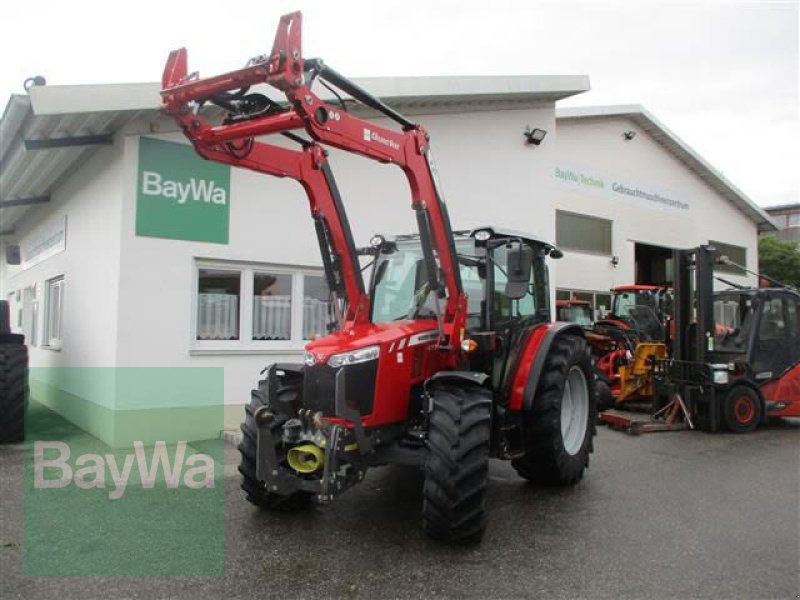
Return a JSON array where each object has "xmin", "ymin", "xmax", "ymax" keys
[{"xmin": 0, "ymin": 78, "xmax": 775, "ymax": 444}]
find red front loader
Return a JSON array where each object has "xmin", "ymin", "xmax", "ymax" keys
[{"xmin": 161, "ymin": 12, "xmax": 596, "ymax": 542}]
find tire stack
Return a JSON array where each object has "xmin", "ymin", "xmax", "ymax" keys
[{"xmin": 0, "ymin": 300, "xmax": 27, "ymax": 443}]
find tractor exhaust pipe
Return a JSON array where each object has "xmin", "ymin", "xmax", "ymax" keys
[{"xmin": 286, "ymin": 443, "xmax": 325, "ymax": 473}]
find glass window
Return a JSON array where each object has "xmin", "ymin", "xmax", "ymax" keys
[
  {"xmin": 492, "ymin": 244, "xmax": 536, "ymax": 324},
  {"xmin": 44, "ymin": 277, "xmax": 64, "ymax": 347},
  {"xmin": 711, "ymin": 241, "xmax": 747, "ymax": 275},
  {"xmin": 302, "ymin": 275, "xmax": 331, "ymax": 340},
  {"xmin": 195, "ymin": 262, "xmax": 331, "ymax": 348},
  {"xmin": 595, "ymin": 293, "xmax": 611, "ymax": 319},
  {"xmin": 714, "ymin": 294, "xmax": 754, "ymax": 352},
  {"xmin": 556, "ymin": 211, "xmax": 612, "ymax": 255},
  {"xmin": 197, "ymin": 269, "xmax": 241, "ymax": 340},
  {"xmin": 252, "ymin": 273, "xmax": 293, "ymax": 341},
  {"xmin": 372, "ymin": 242, "xmax": 437, "ymax": 323},
  {"xmin": 21, "ymin": 285, "xmax": 38, "ymax": 347},
  {"xmin": 788, "ymin": 213, "xmax": 800, "ymax": 227}
]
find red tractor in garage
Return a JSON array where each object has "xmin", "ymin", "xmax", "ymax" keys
[{"xmin": 161, "ymin": 11, "xmax": 596, "ymax": 541}]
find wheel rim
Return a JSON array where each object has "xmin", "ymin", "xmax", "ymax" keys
[
  {"xmin": 561, "ymin": 366, "xmax": 589, "ymax": 455},
  {"xmin": 733, "ymin": 395, "xmax": 755, "ymax": 424}
]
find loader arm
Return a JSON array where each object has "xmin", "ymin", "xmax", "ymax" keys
[
  {"xmin": 161, "ymin": 11, "xmax": 466, "ymax": 343},
  {"xmin": 162, "ymin": 103, "xmax": 368, "ymax": 324}
]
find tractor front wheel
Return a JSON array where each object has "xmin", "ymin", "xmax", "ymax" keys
[
  {"xmin": 423, "ymin": 383, "xmax": 492, "ymax": 543},
  {"xmin": 512, "ymin": 335, "xmax": 596, "ymax": 485},
  {"xmin": 722, "ymin": 385, "xmax": 761, "ymax": 433},
  {"xmin": 238, "ymin": 371, "xmax": 313, "ymax": 511}
]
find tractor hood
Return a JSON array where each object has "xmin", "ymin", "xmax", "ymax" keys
[{"xmin": 304, "ymin": 320, "xmax": 439, "ymax": 366}]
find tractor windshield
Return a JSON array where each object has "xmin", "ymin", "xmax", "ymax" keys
[
  {"xmin": 612, "ymin": 290, "xmax": 657, "ymax": 319},
  {"xmin": 714, "ymin": 293, "xmax": 755, "ymax": 353},
  {"xmin": 371, "ymin": 239, "xmax": 482, "ymax": 324}
]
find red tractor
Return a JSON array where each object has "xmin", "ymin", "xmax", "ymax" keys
[{"xmin": 161, "ymin": 12, "xmax": 596, "ymax": 542}]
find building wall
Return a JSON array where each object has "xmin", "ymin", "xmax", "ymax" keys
[
  {"xmin": 113, "ymin": 104, "xmax": 557, "ymax": 425},
  {"xmin": 551, "ymin": 117, "xmax": 758, "ymax": 298},
  {"xmin": 1, "ymin": 140, "xmax": 126, "ymax": 442}
]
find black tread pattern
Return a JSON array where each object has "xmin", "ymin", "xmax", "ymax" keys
[
  {"xmin": 0, "ymin": 300, "xmax": 10, "ymax": 335},
  {"xmin": 237, "ymin": 377, "xmax": 312, "ymax": 511},
  {"xmin": 0, "ymin": 342, "xmax": 27, "ymax": 443},
  {"xmin": 512, "ymin": 335, "xmax": 596, "ymax": 486},
  {"xmin": 423, "ymin": 384, "xmax": 492, "ymax": 543}
]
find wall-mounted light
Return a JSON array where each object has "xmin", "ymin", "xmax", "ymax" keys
[
  {"xmin": 23, "ymin": 75, "xmax": 46, "ymax": 92},
  {"xmin": 623, "ymin": 131, "xmax": 636, "ymax": 141},
  {"xmin": 524, "ymin": 126, "xmax": 547, "ymax": 146},
  {"xmin": 611, "ymin": 255, "xmax": 619, "ymax": 267}
]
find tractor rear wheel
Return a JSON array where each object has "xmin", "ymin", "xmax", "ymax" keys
[
  {"xmin": 423, "ymin": 383, "xmax": 492, "ymax": 543},
  {"xmin": 0, "ymin": 342, "xmax": 27, "ymax": 444},
  {"xmin": 238, "ymin": 371, "xmax": 313, "ymax": 510},
  {"xmin": 512, "ymin": 335, "xmax": 596, "ymax": 485},
  {"xmin": 722, "ymin": 385, "xmax": 761, "ymax": 433}
]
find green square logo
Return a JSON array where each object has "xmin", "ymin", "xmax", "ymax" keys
[{"xmin": 136, "ymin": 137, "xmax": 230, "ymax": 244}]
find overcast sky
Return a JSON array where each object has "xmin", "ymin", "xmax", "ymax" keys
[{"xmin": 2, "ymin": 0, "xmax": 797, "ymax": 208}]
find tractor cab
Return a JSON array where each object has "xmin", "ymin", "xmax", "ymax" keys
[
  {"xmin": 367, "ymin": 227, "xmax": 561, "ymax": 386},
  {"xmin": 369, "ymin": 227, "xmax": 557, "ymax": 328}
]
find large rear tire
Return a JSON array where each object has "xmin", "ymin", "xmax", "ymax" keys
[
  {"xmin": 512, "ymin": 335, "xmax": 596, "ymax": 485},
  {"xmin": 238, "ymin": 370, "xmax": 313, "ymax": 511},
  {"xmin": 423, "ymin": 383, "xmax": 492, "ymax": 543},
  {"xmin": 0, "ymin": 342, "xmax": 27, "ymax": 444}
]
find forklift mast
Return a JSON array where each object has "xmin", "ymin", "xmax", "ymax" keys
[
  {"xmin": 161, "ymin": 12, "xmax": 466, "ymax": 343},
  {"xmin": 672, "ymin": 244, "xmax": 717, "ymax": 363}
]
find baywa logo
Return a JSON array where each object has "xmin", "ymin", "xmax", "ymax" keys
[
  {"xmin": 141, "ymin": 171, "xmax": 227, "ymax": 205},
  {"xmin": 34, "ymin": 440, "xmax": 215, "ymax": 500}
]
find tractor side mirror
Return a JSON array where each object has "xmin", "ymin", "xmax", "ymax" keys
[{"xmin": 505, "ymin": 242, "xmax": 533, "ymax": 300}]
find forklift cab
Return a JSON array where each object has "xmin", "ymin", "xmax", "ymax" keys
[{"xmin": 713, "ymin": 288, "xmax": 800, "ymax": 380}]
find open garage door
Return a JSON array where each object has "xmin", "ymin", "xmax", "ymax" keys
[{"xmin": 635, "ymin": 242, "xmax": 673, "ymax": 285}]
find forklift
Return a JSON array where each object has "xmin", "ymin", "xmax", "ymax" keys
[{"xmin": 657, "ymin": 244, "xmax": 800, "ymax": 432}]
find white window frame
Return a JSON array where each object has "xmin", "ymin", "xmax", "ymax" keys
[
  {"xmin": 191, "ymin": 259, "xmax": 329, "ymax": 355},
  {"xmin": 43, "ymin": 276, "xmax": 64, "ymax": 350}
]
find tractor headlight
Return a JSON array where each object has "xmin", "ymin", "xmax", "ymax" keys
[
  {"xmin": 303, "ymin": 351, "xmax": 317, "ymax": 367},
  {"xmin": 327, "ymin": 345, "xmax": 380, "ymax": 368}
]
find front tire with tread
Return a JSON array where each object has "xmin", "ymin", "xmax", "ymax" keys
[
  {"xmin": 423, "ymin": 383, "xmax": 492, "ymax": 543},
  {"xmin": 238, "ymin": 373, "xmax": 313, "ymax": 511}
]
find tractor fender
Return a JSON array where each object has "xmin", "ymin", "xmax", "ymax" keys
[
  {"xmin": 425, "ymin": 371, "xmax": 490, "ymax": 393},
  {"xmin": 507, "ymin": 322, "xmax": 584, "ymax": 413}
]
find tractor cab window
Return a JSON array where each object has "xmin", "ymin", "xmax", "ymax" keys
[
  {"xmin": 371, "ymin": 242, "xmax": 437, "ymax": 323},
  {"xmin": 612, "ymin": 290, "xmax": 657, "ymax": 318},
  {"xmin": 491, "ymin": 243, "xmax": 537, "ymax": 324}
]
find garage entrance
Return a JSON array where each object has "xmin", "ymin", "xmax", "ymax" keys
[{"xmin": 635, "ymin": 242, "xmax": 673, "ymax": 285}]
